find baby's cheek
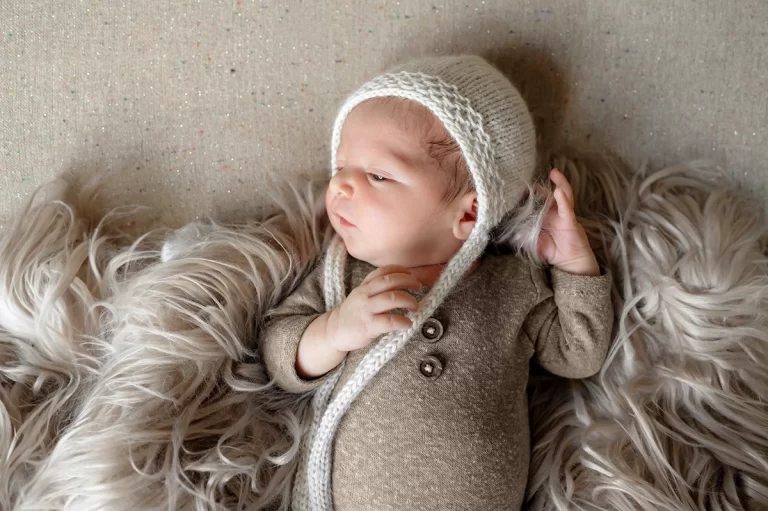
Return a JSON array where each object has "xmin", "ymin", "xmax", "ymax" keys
[{"xmin": 386, "ymin": 215, "xmax": 418, "ymax": 241}]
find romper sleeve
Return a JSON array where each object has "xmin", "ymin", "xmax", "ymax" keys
[
  {"xmin": 521, "ymin": 264, "xmax": 614, "ymax": 379},
  {"xmin": 257, "ymin": 256, "xmax": 342, "ymax": 393}
]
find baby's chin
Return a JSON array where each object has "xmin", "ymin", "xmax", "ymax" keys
[
  {"xmin": 339, "ymin": 234, "xmax": 423, "ymax": 269},
  {"xmin": 337, "ymin": 233, "xmax": 374, "ymax": 264},
  {"xmin": 334, "ymin": 229, "xmax": 387, "ymax": 266}
]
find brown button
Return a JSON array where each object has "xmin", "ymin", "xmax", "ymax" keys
[
  {"xmin": 418, "ymin": 354, "xmax": 444, "ymax": 381},
  {"xmin": 420, "ymin": 318, "xmax": 444, "ymax": 343}
]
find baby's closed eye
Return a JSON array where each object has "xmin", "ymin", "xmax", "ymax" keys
[{"xmin": 333, "ymin": 166, "xmax": 389, "ymax": 182}]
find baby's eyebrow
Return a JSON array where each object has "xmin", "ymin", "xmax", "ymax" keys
[
  {"xmin": 365, "ymin": 152, "xmax": 412, "ymax": 173},
  {"xmin": 338, "ymin": 149, "xmax": 420, "ymax": 174},
  {"xmin": 387, "ymin": 150, "xmax": 412, "ymax": 167},
  {"xmin": 367, "ymin": 152, "xmax": 410, "ymax": 173}
]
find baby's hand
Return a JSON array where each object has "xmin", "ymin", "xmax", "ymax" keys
[
  {"xmin": 535, "ymin": 168, "xmax": 600, "ymax": 276},
  {"xmin": 326, "ymin": 265, "xmax": 422, "ymax": 352}
]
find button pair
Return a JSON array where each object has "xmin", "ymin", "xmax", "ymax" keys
[{"xmin": 417, "ymin": 317, "xmax": 446, "ymax": 381}]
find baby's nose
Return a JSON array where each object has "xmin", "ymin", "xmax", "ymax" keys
[
  {"xmin": 336, "ymin": 183, "xmax": 353, "ymax": 197},
  {"xmin": 330, "ymin": 173, "xmax": 354, "ymax": 197}
]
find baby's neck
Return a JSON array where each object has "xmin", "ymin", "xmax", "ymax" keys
[{"xmin": 408, "ymin": 258, "xmax": 482, "ymax": 288}]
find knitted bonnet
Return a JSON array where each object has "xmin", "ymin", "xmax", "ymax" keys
[{"xmin": 293, "ymin": 54, "xmax": 538, "ymax": 511}]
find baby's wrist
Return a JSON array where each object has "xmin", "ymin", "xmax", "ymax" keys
[
  {"xmin": 553, "ymin": 254, "xmax": 600, "ymax": 276},
  {"xmin": 324, "ymin": 309, "xmax": 350, "ymax": 353}
]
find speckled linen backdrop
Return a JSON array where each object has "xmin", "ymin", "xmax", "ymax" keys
[{"xmin": 0, "ymin": 0, "xmax": 766, "ymax": 230}]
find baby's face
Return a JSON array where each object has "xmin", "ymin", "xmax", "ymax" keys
[{"xmin": 326, "ymin": 100, "xmax": 471, "ymax": 268}]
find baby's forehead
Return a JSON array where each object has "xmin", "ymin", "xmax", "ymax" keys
[
  {"xmin": 354, "ymin": 97, "xmax": 444, "ymax": 139},
  {"xmin": 338, "ymin": 97, "xmax": 467, "ymax": 178}
]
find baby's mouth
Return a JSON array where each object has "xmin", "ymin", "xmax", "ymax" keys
[{"xmin": 331, "ymin": 209, "xmax": 356, "ymax": 228}]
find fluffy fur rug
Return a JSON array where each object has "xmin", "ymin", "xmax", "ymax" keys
[{"xmin": 1, "ymin": 148, "xmax": 767, "ymax": 511}]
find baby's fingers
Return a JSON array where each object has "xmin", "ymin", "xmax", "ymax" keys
[
  {"xmin": 550, "ymin": 168, "xmax": 575, "ymax": 205},
  {"xmin": 361, "ymin": 264, "xmax": 412, "ymax": 285},
  {"xmin": 365, "ymin": 273, "xmax": 422, "ymax": 297},
  {"xmin": 367, "ymin": 289, "xmax": 420, "ymax": 314},
  {"xmin": 365, "ymin": 313, "xmax": 414, "ymax": 337},
  {"xmin": 553, "ymin": 188, "xmax": 577, "ymax": 223}
]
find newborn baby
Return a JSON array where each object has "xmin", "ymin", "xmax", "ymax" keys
[{"xmin": 259, "ymin": 56, "xmax": 614, "ymax": 511}]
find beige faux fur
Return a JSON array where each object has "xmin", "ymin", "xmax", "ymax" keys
[{"xmin": 1, "ymin": 150, "xmax": 767, "ymax": 510}]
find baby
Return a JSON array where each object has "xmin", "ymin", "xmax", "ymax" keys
[{"xmin": 259, "ymin": 55, "xmax": 614, "ymax": 511}]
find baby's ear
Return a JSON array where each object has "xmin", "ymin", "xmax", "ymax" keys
[{"xmin": 452, "ymin": 192, "xmax": 478, "ymax": 241}]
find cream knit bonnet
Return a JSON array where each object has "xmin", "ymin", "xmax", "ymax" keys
[{"xmin": 293, "ymin": 54, "xmax": 538, "ymax": 511}]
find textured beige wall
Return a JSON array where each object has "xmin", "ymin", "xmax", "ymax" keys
[{"xmin": 1, "ymin": 0, "xmax": 766, "ymax": 230}]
